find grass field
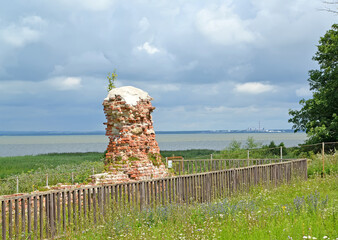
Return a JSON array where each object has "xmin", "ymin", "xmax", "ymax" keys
[
  {"xmin": 65, "ymin": 174, "xmax": 337, "ymax": 240},
  {"xmin": 0, "ymin": 152, "xmax": 104, "ymax": 179},
  {"xmin": 0, "ymin": 150, "xmax": 336, "ymax": 195},
  {"xmin": 0, "ymin": 150, "xmax": 217, "ymax": 179},
  {"xmin": 0, "ymin": 150, "xmax": 336, "ymax": 239}
]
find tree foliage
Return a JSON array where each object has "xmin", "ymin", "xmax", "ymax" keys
[
  {"xmin": 289, "ymin": 24, "xmax": 338, "ymax": 144},
  {"xmin": 245, "ymin": 136, "xmax": 261, "ymax": 149}
]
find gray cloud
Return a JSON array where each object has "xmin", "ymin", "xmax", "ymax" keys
[{"xmin": 0, "ymin": 0, "xmax": 336, "ymax": 131}]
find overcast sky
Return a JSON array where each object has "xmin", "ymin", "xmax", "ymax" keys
[{"xmin": 0, "ymin": 0, "xmax": 336, "ymax": 132}]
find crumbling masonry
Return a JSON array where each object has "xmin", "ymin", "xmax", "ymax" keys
[{"xmin": 92, "ymin": 86, "xmax": 169, "ymax": 184}]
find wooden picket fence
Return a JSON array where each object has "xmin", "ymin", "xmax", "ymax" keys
[
  {"xmin": 170, "ymin": 158, "xmax": 288, "ymax": 175},
  {"xmin": 0, "ymin": 159, "xmax": 307, "ymax": 240}
]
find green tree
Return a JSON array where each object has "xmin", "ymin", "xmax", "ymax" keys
[
  {"xmin": 288, "ymin": 24, "xmax": 338, "ymax": 145},
  {"xmin": 245, "ymin": 136, "xmax": 261, "ymax": 149},
  {"xmin": 228, "ymin": 140, "xmax": 242, "ymax": 151},
  {"xmin": 107, "ymin": 70, "xmax": 117, "ymax": 92}
]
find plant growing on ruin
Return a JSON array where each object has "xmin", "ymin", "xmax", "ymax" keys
[
  {"xmin": 148, "ymin": 153, "xmax": 163, "ymax": 167},
  {"xmin": 129, "ymin": 156, "xmax": 140, "ymax": 161},
  {"xmin": 107, "ymin": 70, "xmax": 117, "ymax": 92}
]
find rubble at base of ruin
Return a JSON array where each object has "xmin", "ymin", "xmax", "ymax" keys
[{"xmin": 92, "ymin": 86, "xmax": 169, "ymax": 184}]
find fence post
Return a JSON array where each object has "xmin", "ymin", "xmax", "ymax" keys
[
  {"xmin": 2, "ymin": 200, "xmax": 6, "ymax": 240},
  {"xmin": 71, "ymin": 172, "xmax": 74, "ymax": 184},
  {"xmin": 166, "ymin": 157, "xmax": 168, "ymax": 166},
  {"xmin": 92, "ymin": 167, "xmax": 95, "ymax": 175},
  {"xmin": 322, "ymin": 142, "xmax": 325, "ymax": 176},
  {"xmin": 247, "ymin": 150, "xmax": 250, "ymax": 166},
  {"xmin": 280, "ymin": 146, "xmax": 283, "ymax": 160},
  {"xmin": 211, "ymin": 154, "xmax": 213, "ymax": 160},
  {"xmin": 16, "ymin": 176, "xmax": 19, "ymax": 193},
  {"xmin": 46, "ymin": 174, "xmax": 48, "ymax": 188}
]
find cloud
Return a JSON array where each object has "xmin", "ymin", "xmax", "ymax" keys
[
  {"xmin": 51, "ymin": 51, "xmax": 112, "ymax": 76},
  {"xmin": 234, "ymin": 82, "xmax": 276, "ymax": 94},
  {"xmin": 57, "ymin": 0, "xmax": 115, "ymax": 11},
  {"xmin": 0, "ymin": 0, "xmax": 336, "ymax": 131},
  {"xmin": 0, "ymin": 15, "xmax": 46, "ymax": 47},
  {"xmin": 296, "ymin": 86, "xmax": 312, "ymax": 98},
  {"xmin": 205, "ymin": 105, "xmax": 259, "ymax": 114},
  {"xmin": 138, "ymin": 17, "xmax": 150, "ymax": 33},
  {"xmin": 0, "ymin": 77, "xmax": 83, "ymax": 97},
  {"xmin": 48, "ymin": 77, "xmax": 82, "ymax": 91},
  {"xmin": 137, "ymin": 42, "xmax": 160, "ymax": 54},
  {"xmin": 146, "ymin": 83, "xmax": 180, "ymax": 92},
  {"xmin": 21, "ymin": 16, "xmax": 47, "ymax": 26},
  {"xmin": 196, "ymin": 4, "xmax": 256, "ymax": 45},
  {"xmin": 1, "ymin": 26, "xmax": 41, "ymax": 47}
]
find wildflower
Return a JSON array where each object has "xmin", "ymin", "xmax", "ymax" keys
[{"xmin": 323, "ymin": 237, "xmax": 328, "ymax": 239}]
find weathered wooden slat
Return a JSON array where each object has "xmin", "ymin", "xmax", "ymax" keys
[
  {"xmin": 139, "ymin": 182, "xmax": 144, "ymax": 210},
  {"xmin": 97, "ymin": 187, "xmax": 101, "ymax": 221},
  {"xmin": 21, "ymin": 199, "xmax": 27, "ymax": 238},
  {"xmin": 67, "ymin": 191, "xmax": 71, "ymax": 226},
  {"xmin": 192, "ymin": 176, "xmax": 195, "ymax": 202},
  {"xmin": 56, "ymin": 192, "xmax": 60, "ymax": 234},
  {"xmin": 103, "ymin": 187, "xmax": 106, "ymax": 213},
  {"xmin": 154, "ymin": 180, "xmax": 158, "ymax": 206},
  {"xmin": 62, "ymin": 192, "xmax": 66, "ymax": 232},
  {"xmin": 93, "ymin": 188, "xmax": 97, "ymax": 224},
  {"xmin": 99, "ymin": 187, "xmax": 103, "ymax": 218},
  {"xmin": 50, "ymin": 194, "xmax": 55, "ymax": 238},
  {"xmin": 134, "ymin": 183, "xmax": 138, "ymax": 210},
  {"xmin": 78, "ymin": 190, "xmax": 81, "ymax": 223},
  {"xmin": 72, "ymin": 190, "xmax": 77, "ymax": 227},
  {"xmin": 127, "ymin": 184, "xmax": 131, "ymax": 205},
  {"xmin": 2, "ymin": 200, "xmax": 6, "ymax": 240},
  {"xmin": 161, "ymin": 179, "xmax": 165, "ymax": 205},
  {"xmin": 87, "ymin": 189, "xmax": 91, "ymax": 220},
  {"xmin": 118, "ymin": 185, "xmax": 122, "ymax": 208},
  {"xmin": 131, "ymin": 183, "xmax": 135, "ymax": 209},
  {"xmin": 39, "ymin": 196, "xmax": 43, "ymax": 239},
  {"xmin": 15, "ymin": 198, "xmax": 19, "ymax": 238},
  {"xmin": 83, "ymin": 189, "xmax": 86, "ymax": 221},
  {"xmin": 9, "ymin": 199, "xmax": 13, "ymax": 239},
  {"xmin": 145, "ymin": 182, "xmax": 149, "ymax": 206},
  {"xmin": 45, "ymin": 195, "xmax": 49, "ymax": 238},
  {"xmin": 27, "ymin": 197, "xmax": 31, "ymax": 239}
]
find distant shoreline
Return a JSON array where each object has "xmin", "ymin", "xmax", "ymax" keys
[{"xmin": 0, "ymin": 129, "xmax": 300, "ymax": 136}]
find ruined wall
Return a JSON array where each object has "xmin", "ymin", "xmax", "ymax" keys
[{"xmin": 96, "ymin": 86, "xmax": 168, "ymax": 183}]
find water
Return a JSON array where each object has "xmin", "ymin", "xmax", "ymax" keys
[{"xmin": 0, "ymin": 133, "xmax": 307, "ymax": 157}]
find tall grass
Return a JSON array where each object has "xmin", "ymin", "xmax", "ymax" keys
[
  {"xmin": 160, "ymin": 149, "xmax": 219, "ymax": 159},
  {"xmin": 307, "ymin": 153, "xmax": 338, "ymax": 177},
  {"xmin": 0, "ymin": 150, "xmax": 336, "ymax": 195},
  {"xmin": 68, "ymin": 174, "xmax": 337, "ymax": 239},
  {"xmin": 0, "ymin": 152, "xmax": 104, "ymax": 195},
  {"xmin": 0, "ymin": 152, "xmax": 104, "ymax": 179}
]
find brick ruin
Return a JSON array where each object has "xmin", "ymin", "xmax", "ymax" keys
[{"xmin": 92, "ymin": 86, "xmax": 169, "ymax": 184}]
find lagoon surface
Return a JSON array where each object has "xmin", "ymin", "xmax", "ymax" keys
[{"xmin": 0, "ymin": 133, "xmax": 307, "ymax": 157}]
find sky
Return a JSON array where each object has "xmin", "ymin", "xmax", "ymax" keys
[{"xmin": 0, "ymin": 0, "xmax": 336, "ymax": 132}]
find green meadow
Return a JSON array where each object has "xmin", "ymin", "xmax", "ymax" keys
[
  {"xmin": 66, "ymin": 174, "xmax": 337, "ymax": 240},
  {"xmin": 0, "ymin": 149, "xmax": 337, "ymax": 195},
  {"xmin": 0, "ymin": 149, "xmax": 336, "ymax": 239}
]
